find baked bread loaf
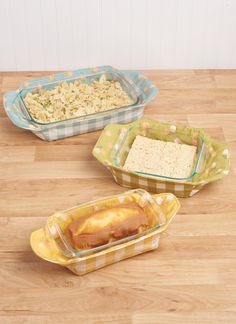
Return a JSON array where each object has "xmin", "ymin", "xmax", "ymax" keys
[{"xmin": 68, "ymin": 203, "xmax": 149, "ymax": 249}]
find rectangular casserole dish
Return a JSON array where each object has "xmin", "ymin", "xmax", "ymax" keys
[
  {"xmin": 30, "ymin": 190, "xmax": 180, "ymax": 275},
  {"xmin": 110, "ymin": 125, "xmax": 207, "ymax": 182},
  {"xmin": 92, "ymin": 119, "xmax": 230, "ymax": 198},
  {"xmin": 3, "ymin": 66, "xmax": 158, "ymax": 141}
]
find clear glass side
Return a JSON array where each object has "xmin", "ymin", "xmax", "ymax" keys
[
  {"xmin": 46, "ymin": 189, "xmax": 166, "ymax": 258},
  {"xmin": 19, "ymin": 70, "xmax": 140, "ymax": 126},
  {"xmin": 194, "ymin": 142, "xmax": 208, "ymax": 174},
  {"xmin": 110, "ymin": 126, "xmax": 208, "ymax": 181}
]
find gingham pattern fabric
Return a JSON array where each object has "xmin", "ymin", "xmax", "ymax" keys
[
  {"xmin": 92, "ymin": 119, "xmax": 230, "ymax": 198},
  {"xmin": 110, "ymin": 167, "xmax": 202, "ymax": 198},
  {"xmin": 30, "ymin": 192, "xmax": 180, "ymax": 275},
  {"xmin": 33, "ymin": 108, "xmax": 144, "ymax": 141},
  {"xmin": 3, "ymin": 66, "xmax": 158, "ymax": 141},
  {"xmin": 68, "ymin": 234, "xmax": 160, "ymax": 276}
]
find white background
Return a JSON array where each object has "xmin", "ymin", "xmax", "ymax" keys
[{"xmin": 1, "ymin": 0, "xmax": 236, "ymax": 71}]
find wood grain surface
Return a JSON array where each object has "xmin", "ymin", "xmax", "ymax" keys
[{"xmin": 0, "ymin": 70, "xmax": 236, "ymax": 324}]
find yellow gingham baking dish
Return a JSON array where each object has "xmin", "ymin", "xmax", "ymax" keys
[
  {"xmin": 30, "ymin": 191, "xmax": 180, "ymax": 276},
  {"xmin": 92, "ymin": 119, "xmax": 230, "ymax": 198}
]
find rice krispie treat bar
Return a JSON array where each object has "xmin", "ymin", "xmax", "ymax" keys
[{"xmin": 123, "ymin": 135, "xmax": 197, "ymax": 178}]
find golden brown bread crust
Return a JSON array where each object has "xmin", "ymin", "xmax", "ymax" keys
[{"xmin": 68, "ymin": 203, "xmax": 149, "ymax": 249}]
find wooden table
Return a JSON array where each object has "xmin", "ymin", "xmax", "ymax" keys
[{"xmin": 0, "ymin": 70, "xmax": 236, "ymax": 324}]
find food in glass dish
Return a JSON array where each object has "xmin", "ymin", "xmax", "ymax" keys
[
  {"xmin": 123, "ymin": 135, "xmax": 197, "ymax": 178},
  {"xmin": 67, "ymin": 202, "xmax": 149, "ymax": 250},
  {"xmin": 23, "ymin": 74, "xmax": 133, "ymax": 123}
]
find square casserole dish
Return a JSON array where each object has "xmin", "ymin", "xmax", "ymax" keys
[
  {"xmin": 30, "ymin": 189, "xmax": 180, "ymax": 276},
  {"xmin": 3, "ymin": 66, "xmax": 158, "ymax": 141},
  {"xmin": 92, "ymin": 119, "xmax": 230, "ymax": 198}
]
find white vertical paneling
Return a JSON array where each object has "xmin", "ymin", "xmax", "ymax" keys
[
  {"xmin": 130, "ymin": 0, "xmax": 147, "ymax": 69},
  {"xmin": 85, "ymin": 0, "xmax": 101, "ymax": 67},
  {"xmin": 157, "ymin": 0, "xmax": 179, "ymax": 69},
  {"xmin": 0, "ymin": 0, "xmax": 16, "ymax": 70},
  {"xmin": 23, "ymin": 0, "xmax": 44, "ymax": 70},
  {"xmin": 113, "ymin": 0, "xmax": 131, "ymax": 69},
  {"xmin": 187, "ymin": 0, "xmax": 208, "ymax": 68},
  {"xmin": 54, "ymin": 0, "xmax": 74, "ymax": 70},
  {"xmin": 146, "ymin": 0, "xmax": 163, "ymax": 69},
  {"xmin": 100, "ymin": 0, "xmax": 116, "ymax": 66},
  {"xmin": 40, "ymin": 0, "xmax": 60, "ymax": 70},
  {"xmin": 1, "ymin": 0, "xmax": 236, "ymax": 70},
  {"xmin": 8, "ymin": 0, "xmax": 30, "ymax": 70},
  {"xmin": 215, "ymin": 0, "xmax": 236, "ymax": 68},
  {"xmin": 174, "ymin": 0, "xmax": 194, "ymax": 68},
  {"xmin": 70, "ymin": 0, "xmax": 88, "ymax": 69},
  {"xmin": 202, "ymin": 0, "xmax": 222, "ymax": 68}
]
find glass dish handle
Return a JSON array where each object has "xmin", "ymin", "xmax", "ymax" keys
[
  {"xmin": 124, "ymin": 70, "xmax": 158, "ymax": 105},
  {"xmin": 3, "ymin": 91, "xmax": 38, "ymax": 130},
  {"xmin": 152, "ymin": 193, "xmax": 180, "ymax": 227},
  {"xmin": 115, "ymin": 69, "xmax": 142, "ymax": 98}
]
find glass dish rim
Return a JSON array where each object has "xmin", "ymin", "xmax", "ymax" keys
[
  {"xmin": 47, "ymin": 189, "xmax": 166, "ymax": 258},
  {"xmin": 18, "ymin": 69, "xmax": 140, "ymax": 126},
  {"xmin": 111, "ymin": 126, "xmax": 207, "ymax": 181}
]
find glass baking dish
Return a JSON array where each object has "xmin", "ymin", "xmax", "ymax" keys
[
  {"xmin": 17, "ymin": 69, "xmax": 140, "ymax": 126},
  {"xmin": 31, "ymin": 191, "xmax": 180, "ymax": 275},
  {"xmin": 4, "ymin": 66, "xmax": 158, "ymax": 141},
  {"xmin": 46, "ymin": 189, "xmax": 166, "ymax": 258},
  {"xmin": 93, "ymin": 119, "xmax": 230, "ymax": 197},
  {"xmin": 110, "ymin": 125, "xmax": 208, "ymax": 181}
]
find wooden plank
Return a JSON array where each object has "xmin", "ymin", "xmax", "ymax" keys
[
  {"xmin": 0, "ymin": 161, "xmax": 109, "ymax": 180},
  {"xmin": 0, "ymin": 146, "xmax": 35, "ymax": 162},
  {"xmin": 145, "ymin": 69, "xmax": 216, "ymax": 89},
  {"xmin": 0, "ymin": 179, "xmax": 122, "ymax": 217},
  {"xmin": 35, "ymin": 145, "xmax": 95, "ymax": 162},
  {"xmin": 1, "ymin": 285, "xmax": 236, "ymax": 314}
]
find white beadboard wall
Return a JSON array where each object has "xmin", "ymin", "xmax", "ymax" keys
[{"xmin": 1, "ymin": 0, "xmax": 236, "ymax": 71}]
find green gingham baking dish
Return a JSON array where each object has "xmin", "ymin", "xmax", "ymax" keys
[
  {"xmin": 3, "ymin": 66, "xmax": 158, "ymax": 141},
  {"xmin": 92, "ymin": 119, "xmax": 230, "ymax": 198}
]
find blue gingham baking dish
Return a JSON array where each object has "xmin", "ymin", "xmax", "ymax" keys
[{"xmin": 3, "ymin": 66, "xmax": 158, "ymax": 141}]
